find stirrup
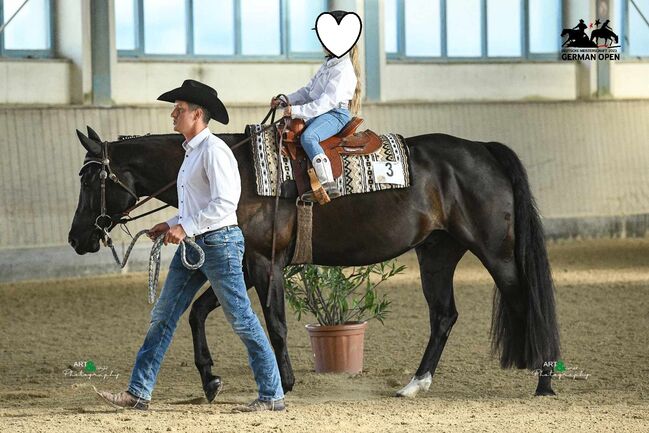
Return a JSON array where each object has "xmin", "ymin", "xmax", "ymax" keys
[
  {"xmin": 300, "ymin": 184, "xmax": 339, "ymax": 203},
  {"xmin": 302, "ymin": 168, "xmax": 331, "ymax": 205},
  {"xmin": 324, "ymin": 182, "xmax": 341, "ymax": 199},
  {"xmin": 300, "ymin": 186, "xmax": 330, "ymax": 204}
]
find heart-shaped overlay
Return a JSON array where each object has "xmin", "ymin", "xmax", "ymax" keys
[{"xmin": 314, "ymin": 11, "xmax": 362, "ymax": 58}]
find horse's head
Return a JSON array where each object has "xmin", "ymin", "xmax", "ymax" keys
[{"xmin": 68, "ymin": 127, "xmax": 138, "ymax": 254}]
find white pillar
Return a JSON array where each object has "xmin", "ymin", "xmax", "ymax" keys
[
  {"xmin": 596, "ymin": 0, "xmax": 611, "ymax": 97},
  {"xmin": 55, "ymin": 0, "xmax": 92, "ymax": 104},
  {"xmin": 363, "ymin": 0, "xmax": 384, "ymax": 102},
  {"xmin": 329, "ymin": 0, "xmax": 358, "ymax": 11},
  {"xmin": 90, "ymin": 0, "xmax": 117, "ymax": 105},
  {"xmin": 565, "ymin": 0, "xmax": 598, "ymax": 99}
]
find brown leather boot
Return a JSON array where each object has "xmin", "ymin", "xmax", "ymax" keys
[
  {"xmin": 232, "ymin": 398, "xmax": 286, "ymax": 412},
  {"xmin": 94, "ymin": 387, "xmax": 150, "ymax": 410}
]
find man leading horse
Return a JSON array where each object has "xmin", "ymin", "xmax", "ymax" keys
[{"xmin": 95, "ymin": 80, "xmax": 286, "ymax": 412}]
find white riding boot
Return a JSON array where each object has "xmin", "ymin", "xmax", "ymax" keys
[
  {"xmin": 312, "ymin": 153, "xmax": 333, "ymax": 183},
  {"xmin": 302, "ymin": 153, "xmax": 341, "ymax": 201}
]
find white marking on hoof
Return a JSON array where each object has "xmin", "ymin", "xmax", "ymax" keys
[{"xmin": 395, "ymin": 372, "xmax": 432, "ymax": 398}]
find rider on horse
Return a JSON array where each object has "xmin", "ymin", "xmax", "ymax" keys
[{"xmin": 271, "ymin": 10, "xmax": 362, "ymax": 201}]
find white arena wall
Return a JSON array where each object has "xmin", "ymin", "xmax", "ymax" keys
[
  {"xmin": 0, "ymin": 100, "xmax": 647, "ymax": 282},
  {"xmin": 3, "ymin": 58, "xmax": 649, "ymax": 105}
]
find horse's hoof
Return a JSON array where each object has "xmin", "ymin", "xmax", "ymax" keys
[
  {"xmin": 204, "ymin": 377, "xmax": 223, "ymax": 403},
  {"xmin": 534, "ymin": 388, "xmax": 557, "ymax": 397},
  {"xmin": 395, "ymin": 372, "xmax": 432, "ymax": 398}
]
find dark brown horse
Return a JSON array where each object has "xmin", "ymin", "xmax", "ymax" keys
[{"xmin": 68, "ymin": 125, "xmax": 560, "ymax": 400}]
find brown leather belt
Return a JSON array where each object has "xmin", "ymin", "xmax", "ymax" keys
[{"xmin": 194, "ymin": 225, "xmax": 238, "ymax": 241}]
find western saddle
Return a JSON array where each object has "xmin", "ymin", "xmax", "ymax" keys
[{"xmin": 280, "ymin": 117, "xmax": 381, "ymax": 202}]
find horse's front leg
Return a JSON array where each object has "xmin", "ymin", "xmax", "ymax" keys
[
  {"xmin": 249, "ymin": 254, "xmax": 295, "ymax": 393},
  {"xmin": 189, "ymin": 263, "xmax": 259, "ymax": 402}
]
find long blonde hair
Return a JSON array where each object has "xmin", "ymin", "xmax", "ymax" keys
[{"xmin": 349, "ymin": 45, "xmax": 362, "ymax": 116}]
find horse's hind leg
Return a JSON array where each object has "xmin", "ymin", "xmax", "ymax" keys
[
  {"xmin": 479, "ymin": 254, "xmax": 556, "ymax": 396},
  {"xmin": 396, "ymin": 231, "xmax": 466, "ymax": 398},
  {"xmin": 465, "ymin": 215, "xmax": 556, "ymax": 396},
  {"xmin": 189, "ymin": 286, "xmax": 223, "ymax": 402}
]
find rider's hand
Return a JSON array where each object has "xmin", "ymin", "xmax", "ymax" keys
[
  {"xmin": 283, "ymin": 105, "xmax": 292, "ymax": 118},
  {"xmin": 163, "ymin": 224, "xmax": 187, "ymax": 246},
  {"xmin": 147, "ymin": 222, "xmax": 170, "ymax": 241},
  {"xmin": 270, "ymin": 97, "xmax": 281, "ymax": 108}
]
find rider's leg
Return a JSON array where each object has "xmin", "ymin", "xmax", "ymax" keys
[{"xmin": 300, "ymin": 108, "xmax": 351, "ymax": 198}]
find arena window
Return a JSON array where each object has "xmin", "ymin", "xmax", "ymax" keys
[
  {"xmin": 385, "ymin": 0, "xmax": 561, "ymax": 61},
  {"xmin": 622, "ymin": 0, "xmax": 649, "ymax": 57},
  {"xmin": 116, "ymin": 0, "xmax": 326, "ymax": 60},
  {"xmin": 0, "ymin": 0, "xmax": 54, "ymax": 58}
]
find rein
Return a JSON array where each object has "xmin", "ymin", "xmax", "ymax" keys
[
  {"xmin": 117, "ymin": 113, "xmax": 285, "ymax": 224},
  {"xmin": 95, "ymin": 101, "xmax": 287, "ymax": 228}
]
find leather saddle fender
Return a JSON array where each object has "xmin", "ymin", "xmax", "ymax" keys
[{"xmin": 282, "ymin": 117, "xmax": 382, "ymax": 179}]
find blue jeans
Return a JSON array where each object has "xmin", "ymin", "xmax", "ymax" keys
[
  {"xmin": 127, "ymin": 226, "xmax": 283, "ymax": 402},
  {"xmin": 300, "ymin": 108, "xmax": 351, "ymax": 160}
]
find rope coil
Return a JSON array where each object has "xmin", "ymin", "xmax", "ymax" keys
[{"xmin": 106, "ymin": 229, "xmax": 205, "ymax": 304}]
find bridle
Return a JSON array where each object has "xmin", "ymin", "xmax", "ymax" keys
[{"xmin": 79, "ymin": 140, "xmax": 140, "ymax": 243}]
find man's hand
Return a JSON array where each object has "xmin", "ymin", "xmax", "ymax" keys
[
  {"xmin": 270, "ymin": 97, "xmax": 281, "ymax": 108},
  {"xmin": 283, "ymin": 105, "xmax": 292, "ymax": 118},
  {"xmin": 147, "ymin": 222, "xmax": 170, "ymax": 241},
  {"xmin": 163, "ymin": 224, "xmax": 187, "ymax": 245}
]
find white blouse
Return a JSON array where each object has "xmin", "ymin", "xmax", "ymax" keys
[{"xmin": 287, "ymin": 54, "xmax": 357, "ymax": 120}]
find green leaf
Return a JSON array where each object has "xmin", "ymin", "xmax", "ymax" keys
[
  {"xmin": 282, "ymin": 260, "xmax": 405, "ymax": 325},
  {"xmin": 364, "ymin": 290, "xmax": 375, "ymax": 309}
]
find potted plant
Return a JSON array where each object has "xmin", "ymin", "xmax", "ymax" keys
[{"xmin": 284, "ymin": 260, "xmax": 405, "ymax": 374}]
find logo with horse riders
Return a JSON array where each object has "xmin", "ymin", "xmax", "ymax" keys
[{"xmin": 561, "ymin": 19, "xmax": 620, "ymax": 61}]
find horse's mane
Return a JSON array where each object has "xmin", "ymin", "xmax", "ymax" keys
[{"xmin": 111, "ymin": 131, "xmax": 247, "ymax": 149}]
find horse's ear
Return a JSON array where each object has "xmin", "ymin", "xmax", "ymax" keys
[
  {"xmin": 76, "ymin": 129, "xmax": 101, "ymax": 155},
  {"xmin": 86, "ymin": 126, "xmax": 102, "ymax": 142}
]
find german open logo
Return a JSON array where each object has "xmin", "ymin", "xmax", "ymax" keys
[{"xmin": 561, "ymin": 19, "xmax": 620, "ymax": 61}]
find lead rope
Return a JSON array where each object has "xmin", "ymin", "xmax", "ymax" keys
[
  {"xmin": 266, "ymin": 97, "xmax": 289, "ymax": 307},
  {"xmin": 106, "ymin": 229, "xmax": 204, "ymax": 304}
]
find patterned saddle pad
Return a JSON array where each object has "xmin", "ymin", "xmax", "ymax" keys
[{"xmin": 247, "ymin": 124, "xmax": 411, "ymax": 198}]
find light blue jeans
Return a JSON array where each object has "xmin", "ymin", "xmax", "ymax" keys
[
  {"xmin": 127, "ymin": 226, "xmax": 283, "ymax": 402},
  {"xmin": 300, "ymin": 107, "xmax": 351, "ymax": 160}
]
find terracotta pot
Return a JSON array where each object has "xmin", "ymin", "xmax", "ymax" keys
[{"xmin": 305, "ymin": 321, "xmax": 368, "ymax": 374}]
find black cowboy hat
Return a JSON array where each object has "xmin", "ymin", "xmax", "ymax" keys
[{"xmin": 157, "ymin": 79, "xmax": 229, "ymax": 125}]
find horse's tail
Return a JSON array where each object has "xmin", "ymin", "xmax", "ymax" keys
[{"xmin": 482, "ymin": 141, "xmax": 561, "ymax": 370}]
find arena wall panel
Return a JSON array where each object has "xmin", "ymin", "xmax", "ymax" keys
[{"xmin": 0, "ymin": 100, "xmax": 647, "ymax": 280}]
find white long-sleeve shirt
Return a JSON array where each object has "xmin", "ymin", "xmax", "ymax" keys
[
  {"xmin": 287, "ymin": 54, "xmax": 357, "ymax": 120},
  {"xmin": 165, "ymin": 127, "xmax": 240, "ymax": 237}
]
